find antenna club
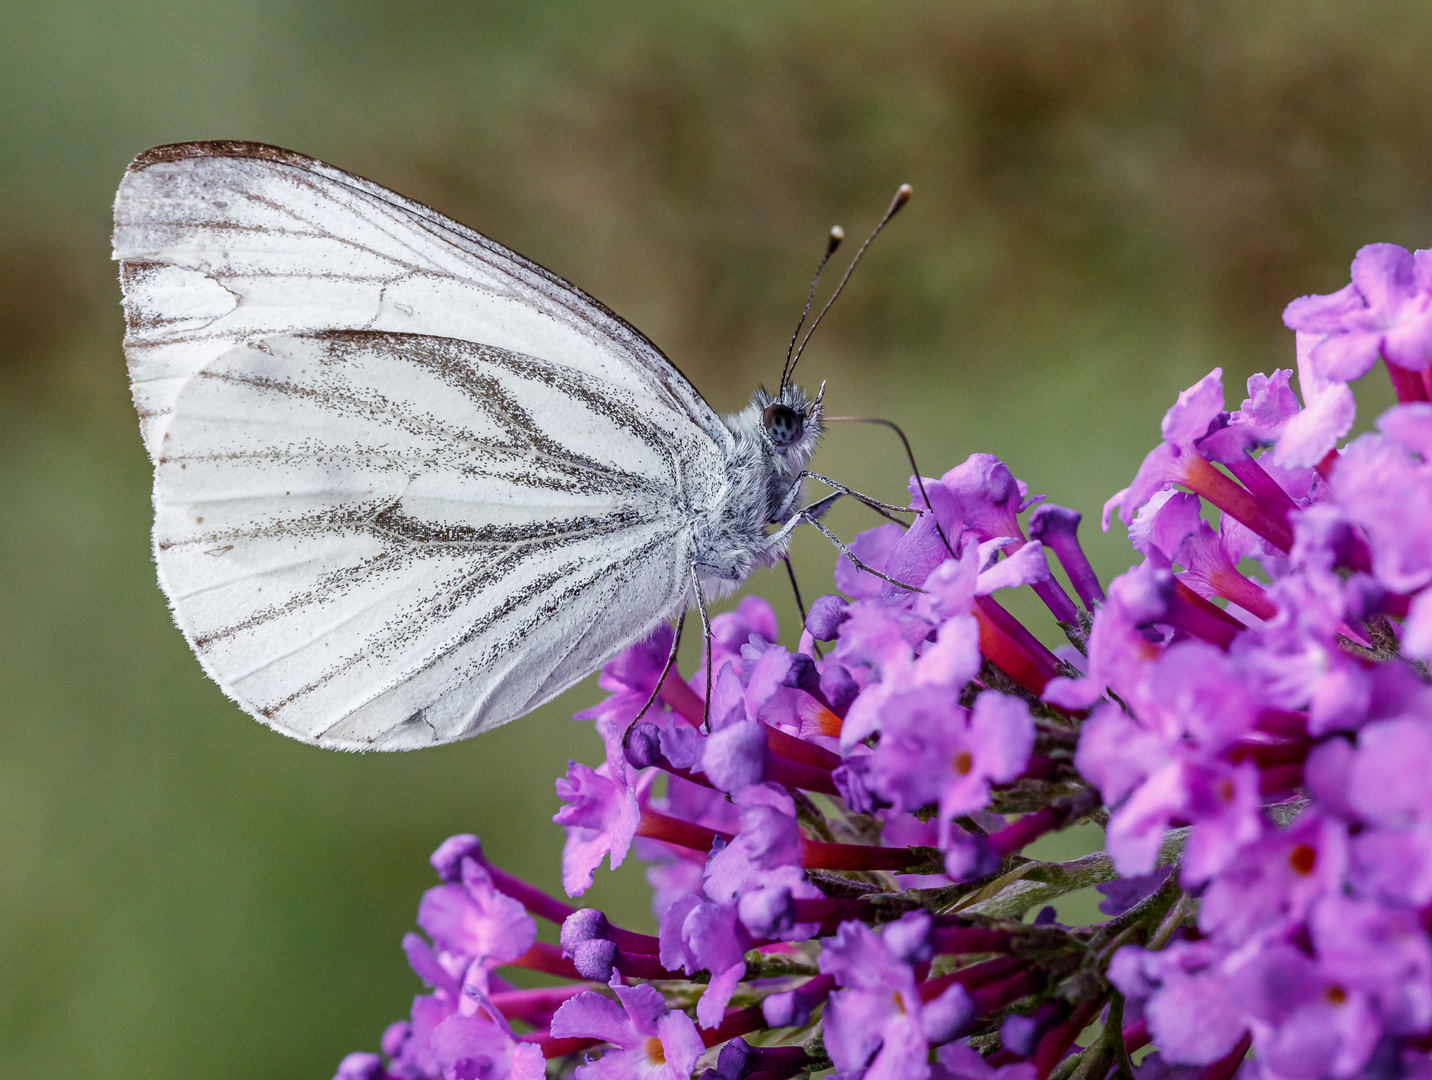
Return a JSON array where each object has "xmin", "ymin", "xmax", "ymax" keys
[{"xmin": 785, "ymin": 187, "xmax": 911, "ymax": 386}]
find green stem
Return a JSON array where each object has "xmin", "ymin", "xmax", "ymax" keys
[
  {"xmin": 1149, "ymin": 890, "xmax": 1195, "ymax": 951},
  {"xmin": 1109, "ymin": 995, "xmax": 1136, "ymax": 1080}
]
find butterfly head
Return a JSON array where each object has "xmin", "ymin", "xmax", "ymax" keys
[
  {"xmin": 753, "ymin": 383, "xmax": 822, "ymax": 459},
  {"xmin": 719, "ymin": 383, "xmax": 823, "ymax": 527}
]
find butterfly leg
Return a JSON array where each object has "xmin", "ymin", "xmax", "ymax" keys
[
  {"xmin": 689, "ymin": 563, "xmax": 713, "ymax": 731},
  {"xmin": 766, "ymin": 502, "xmax": 924, "ymax": 594},
  {"xmin": 799, "ymin": 470, "xmax": 915, "ymax": 526},
  {"xmin": 782, "ymin": 555, "xmax": 822, "ymax": 659},
  {"xmin": 804, "ymin": 516, "xmax": 924, "ymax": 593},
  {"xmin": 620, "ymin": 613, "xmax": 685, "ymax": 754}
]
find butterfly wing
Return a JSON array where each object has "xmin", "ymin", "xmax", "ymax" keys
[
  {"xmin": 113, "ymin": 142, "xmax": 725, "ymax": 748},
  {"xmin": 113, "ymin": 140, "xmax": 728, "ymax": 459}
]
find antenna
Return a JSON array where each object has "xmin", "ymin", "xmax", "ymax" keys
[
  {"xmin": 783, "ymin": 183, "xmax": 912, "ymax": 390},
  {"xmin": 779, "ymin": 226, "xmax": 845, "ymax": 392}
]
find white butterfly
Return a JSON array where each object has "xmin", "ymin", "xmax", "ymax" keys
[{"xmin": 112, "ymin": 141, "xmax": 886, "ymax": 751}]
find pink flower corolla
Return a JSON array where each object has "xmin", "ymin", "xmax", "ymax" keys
[
  {"xmin": 703, "ymin": 784, "xmax": 823, "ymax": 938},
  {"xmin": 697, "ymin": 594, "xmax": 780, "ymax": 687},
  {"xmin": 818, "ymin": 913, "xmax": 973, "ymax": 1080},
  {"xmin": 866, "ymin": 454, "xmax": 1066, "ymax": 618},
  {"xmin": 415, "ymin": 855, "xmax": 538, "ymax": 996},
  {"xmin": 834, "ymin": 455, "xmax": 1052, "ymax": 599},
  {"xmin": 879, "ymin": 476, "xmax": 964, "ymax": 601},
  {"xmin": 1239, "ymin": 944, "xmax": 1383, "ymax": 1080},
  {"xmin": 382, "ymin": 954, "xmax": 519, "ymax": 1076},
  {"xmin": 1345, "ymin": 713, "xmax": 1432, "ymax": 830},
  {"xmin": 1306, "ymin": 894, "xmax": 1432, "ymax": 1038},
  {"xmin": 1108, "ymin": 939, "xmax": 1250, "ymax": 1066},
  {"xmin": 549, "ymin": 976, "xmax": 705, "ymax": 1080},
  {"xmin": 942, "ymin": 454, "xmax": 1035, "ymax": 541},
  {"xmin": 700, "ymin": 642, "xmax": 842, "ymax": 792},
  {"xmin": 1284, "ymin": 243, "xmax": 1432, "ymax": 380},
  {"xmin": 1103, "ymin": 369, "xmax": 1228, "ymax": 530},
  {"xmin": 657, "ymin": 889, "xmax": 753, "ymax": 1029},
  {"xmin": 1194, "ymin": 365, "xmax": 1349, "ymax": 486},
  {"xmin": 347, "ymin": 839, "xmax": 557, "ymax": 1080},
  {"xmin": 1072, "ymin": 639, "xmax": 1264, "ymax": 878},
  {"xmin": 1329, "ymin": 404, "xmax": 1432, "ymax": 595},
  {"xmin": 1129, "ymin": 489, "xmax": 1274, "ymax": 622},
  {"xmin": 1100, "ymin": 369, "xmax": 1307, "ymax": 560},
  {"xmin": 333, "ymin": 1052, "xmax": 391, "ymax": 1080},
  {"xmin": 554, "ymin": 760, "xmax": 644, "ymax": 897},
  {"xmin": 1196, "ymin": 813, "xmax": 1347, "ymax": 944},
  {"xmin": 1335, "ymin": 709, "xmax": 1432, "ymax": 907},
  {"xmin": 835, "ymin": 520, "xmax": 908, "ymax": 600},
  {"xmin": 836, "ymin": 605, "xmax": 982, "ymax": 750},
  {"xmin": 1044, "ymin": 562, "xmax": 1168, "ymax": 712},
  {"xmin": 1197, "ymin": 369, "xmax": 1303, "ymax": 463},
  {"xmin": 834, "ymin": 532, "xmax": 1048, "ymax": 750},
  {"xmin": 864, "ymin": 688, "xmax": 1034, "ymax": 872},
  {"xmin": 1228, "ymin": 569, "xmax": 1370, "ymax": 736},
  {"xmin": 424, "ymin": 999, "xmax": 547, "ymax": 1080},
  {"xmin": 1276, "ymin": 334, "xmax": 1357, "ymax": 469}
]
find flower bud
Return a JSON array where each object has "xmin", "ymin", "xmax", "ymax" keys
[
  {"xmin": 429, "ymin": 834, "xmax": 483, "ymax": 883},
  {"xmin": 571, "ymin": 938, "xmax": 618, "ymax": 981},
  {"xmin": 560, "ymin": 908, "xmax": 611, "ymax": 957},
  {"xmin": 622, "ymin": 721, "xmax": 666, "ymax": 770},
  {"xmin": 805, "ymin": 594, "xmax": 850, "ymax": 641},
  {"xmin": 738, "ymin": 887, "xmax": 795, "ymax": 937}
]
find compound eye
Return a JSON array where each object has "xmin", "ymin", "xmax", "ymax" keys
[{"xmin": 762, "ymin": 403, "xmax": 805, "ymax": 448}]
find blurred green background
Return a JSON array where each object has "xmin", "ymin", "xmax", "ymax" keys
[{"xmin": 2, "ymin": 1, "xmax": 1427, "ymax": 1075}]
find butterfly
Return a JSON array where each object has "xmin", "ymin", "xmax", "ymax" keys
[{"xmin": 113, "ymin": 141, "xmax": 909, "ymax": 751}]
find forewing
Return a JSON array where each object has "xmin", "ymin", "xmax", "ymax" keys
[
  {"xmin": 112, "ymin": 140, "xmax": 726, "ymax": 460},
  {"xmin": 155, "ymin": 330, "xmax": 696, "ymax": 749}
]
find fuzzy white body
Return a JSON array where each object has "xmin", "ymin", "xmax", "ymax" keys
[{"xmin": 112, "ymin": 142, "xmax": 819, "ymax": 750}]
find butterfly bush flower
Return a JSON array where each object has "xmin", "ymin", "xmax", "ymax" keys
[
  {"xmin": 550, "ymin": 977, "xmax": 706, "ymax": 1080},
  {"xmin": 336, "ymin": 242, "xmax": 1432, "ymax": 1080}
]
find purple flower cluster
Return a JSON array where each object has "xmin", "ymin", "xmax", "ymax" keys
[
  {"xmin": 335, "ymin": 242, "xmax": 1432, "ymax": 1080},
  {"xmin": 1091, "ymin": 245, "xmax": 1432, "ymax": 1079}
]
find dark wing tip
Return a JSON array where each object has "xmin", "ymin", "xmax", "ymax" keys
[{"xmin": 127, "ymin": 140, "xmax": 323, "ymax": 174}]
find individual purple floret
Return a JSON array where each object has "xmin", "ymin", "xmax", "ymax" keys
[
  {"xmin": 869, "ymin": 688, "xmax": 1034, "ymax": 825},
  {"xmin": 820, "ymin": 914, "xmax": 974, "ymax": 1080},
  {"xmin": 554, "ymin": 760, "xmax": 642, "ymax": 896},
  {"xmin": 426, "ymin": 1000, "xmax": 548, "ymax": 1080},
  {"xmin": 415, "ymin": 854, "xmax": 537, "ymax": 993},
  {"xmin": 660, "ymin": 892, "xmax": 754, "ymax": 1028},
  {"xmin": 1284, "ymin": 242, "xmax": 1432, "ymax": 380},
  {"xmin": 1027, "ymin": 503, "xmax": 1105, "ymax": 609},
  {"xmin": 550, "ymin": 976, "xmax": 706, "ymax": 1080},
  {"xmin": 1274, "ymin": 333, "xmax": 1358, "ymax": 469}
]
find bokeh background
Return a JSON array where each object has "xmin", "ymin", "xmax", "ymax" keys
[{"xmin": 2, "ymin": 1, "xmax": 1428, "ymax": 1075}]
